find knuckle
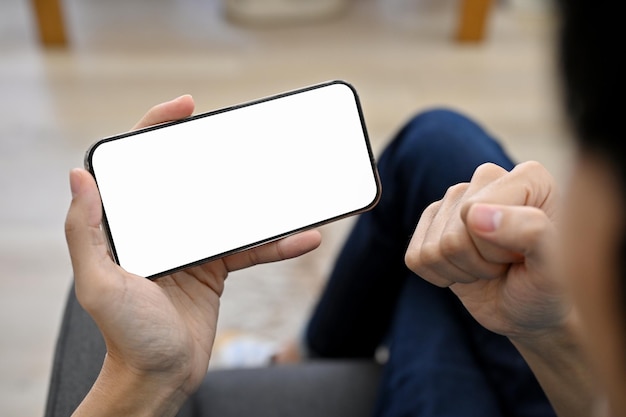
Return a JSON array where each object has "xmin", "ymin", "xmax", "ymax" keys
[
  {"xmin": 517, "ymin": 160, "xmax": 547, "ymax": 175},
  {"xmin": 439, "ymin": 229, "xmax": 467, "ymax": 258},
  {"xmin": 444, "ymin": 183, "xmax": 469, "ymax": 200},
  {"xmin": 404, "ymin": 241, "xmax": 424, "ymax": 271},
  {"xmin": 421, "ymin": 201, "xmax": 439, "ymax": 217},
  {"xmin": 404, "ymin": 249, "xmax": 418, "ymax": 271},
  {"xmin": 75, "ymin": 276, "xmax": 116, "ymax": 314},
  {"xmin": 416, "ymin": 201, "xmax": 441, "ymax": 227},
  {"xmin": 472, "ymin": 163, "xmax": 506, "ymax": 181},
  {"xmin": 64, "ymin": 219, "xmax": 75, "ymax": 237},
  {"xmin": 415, "ymin": 240, "xmax": 443, "ymax": 269},
  {"xmin": 404, "ymin": 248, "xmax": 451, "ymax": 288},
  {"xmin": 64, "ymin": 212, "xmax": 79, "ymax": 238},
  {"xmin": 425, "ymin": 274, "xmax": 454, "ymax": 288},
  {"xmin": 274, "ymin": 239, "xmax": 288, "ymax": 261},
  {"xmin": 246, "ymin": 248, "xmax": 261, "ymax": 267}
]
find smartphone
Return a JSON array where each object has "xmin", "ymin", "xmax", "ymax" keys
[{"xmin": 85, "ymin": 80, "xmax": 381, "ymax": 279}]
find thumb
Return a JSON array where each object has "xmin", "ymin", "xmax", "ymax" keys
[
  {"xmin": 464, "ymin": 203, "xmax": 555, "ymax": 262},
  {"xmin": 65, "ymin": 168, "xmax": 115, "ymax": 287}
]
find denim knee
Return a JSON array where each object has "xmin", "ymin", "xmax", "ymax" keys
[
  {"xmin": 386, "ymin": 108, "xmax": 509, "ymax": 168},
  {"xmin": 372, "ymin": 108, "xmax": 515, "ymax": 235}
]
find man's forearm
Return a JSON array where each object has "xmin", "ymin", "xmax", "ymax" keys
[{"xmin": 511, "ymin": 326, "xmax": 596, "ymax": 417}]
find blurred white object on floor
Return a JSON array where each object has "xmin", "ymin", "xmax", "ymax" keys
[
  {"xmin": 224, "ymin": 0, "xmax": 351, "ymax": 25},
  {"xmin": 211, "ymin": 331, "xmax": 278, "ymax": 369}
]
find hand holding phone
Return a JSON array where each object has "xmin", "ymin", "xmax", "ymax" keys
[
  {"xmin": 64, "ymin": 96, "xmax": 327, "ymax": 412},
  {"xmin": 85, "ymin": 81, "xmax": 381, "ymax": 279}
]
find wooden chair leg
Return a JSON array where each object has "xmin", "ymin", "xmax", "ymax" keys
[
  {"xmin": 456, "ymin": 0, "xmax": 494, "ymax": 42},
  {"xmin": 31, "ymin": 0, "xmax": 68, "ymax": 47}
]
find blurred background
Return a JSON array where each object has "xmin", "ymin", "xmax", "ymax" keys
[{"xmin": 1, "ymin": 0, "xmax": 571, "ymax": 415}]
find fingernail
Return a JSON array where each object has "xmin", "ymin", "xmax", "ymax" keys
[
  {"xmin": 471, "ymin": 204, "xmax": 502, "ymax": 232},
  {"xmin": 173, "ymin": 94, "xmax": 192, "ymax": 102},
  {"xmin": 69, "ymin": 168, "xmax": 81, "ymax": 198}
]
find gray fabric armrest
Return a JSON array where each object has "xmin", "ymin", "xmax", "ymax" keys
[
  {"xmin": 44, "ymin": 284, "xmax": 106, "ymax": 417},
  {"xmin": 45, "ymin": 283, "xmax": 381, "ymax": 417}
]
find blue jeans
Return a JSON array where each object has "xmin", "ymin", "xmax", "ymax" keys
[{"xmin": 304, "ymin": 109, "xmax": 556, "ymax": 417}]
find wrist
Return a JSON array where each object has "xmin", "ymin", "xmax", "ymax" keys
[
  {"xmin": 72, "ymin": 354, "xmax": 190, "ymax": 417},
  {"xmin": 509, "ymin": 309, "xmax": 581, "ymax": 356},
  {"xmin": 509, "ymin": 315, "xmax": 596, "ymax": 417}
]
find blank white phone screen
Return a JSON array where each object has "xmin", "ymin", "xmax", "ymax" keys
[{"xmin": 88, "ymin": 81, "xmax": 380, "ymax": 279}]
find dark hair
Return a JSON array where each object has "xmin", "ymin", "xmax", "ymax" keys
[
  {"xmin": 557, "ymin": 0, "xmax": 623, "ymax": 159},
  {"xmin": 557, "ymin": 0, "xmax": 626, "ymax": 326}
]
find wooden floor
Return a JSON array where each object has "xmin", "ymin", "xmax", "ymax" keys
[{"xmin": 0, "ymin": 0, "xmax": 569, "ymax": 415}]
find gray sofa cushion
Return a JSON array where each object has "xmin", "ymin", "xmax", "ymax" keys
[{"xmin": 197, "ymin": 361, "xmax": 381, "ymax": 417}]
